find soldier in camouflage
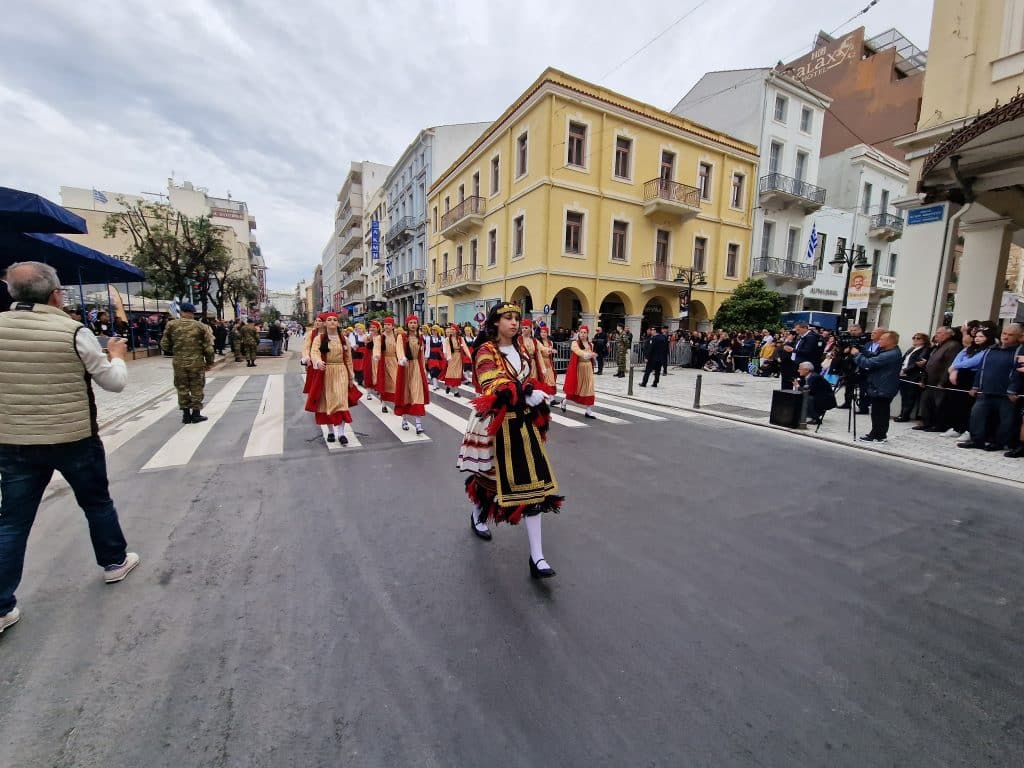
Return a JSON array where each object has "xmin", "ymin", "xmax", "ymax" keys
[
  {"xmin": 240, "ymin": 320, "xmax": 260, "ymax": 367},
  {"xmin": 229, "ymin": 320, "xmax": 242, "ymax": 361},
  {"xmin": 615, "ymin": 322, "xmax": 633, "ymax": 378},
  {"xmin": 160, "ymin": 302, "xmax": 215, "ymax": 423}
]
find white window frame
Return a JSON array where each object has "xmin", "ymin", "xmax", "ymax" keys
[
  {"xmin": 487, "ymin": 227, "xmax": 498, "ymax": 267},
  {"xmin": 794, "ymin": 150, "xmax": 809, "ymax": 182},
  {"xmin": 490, "ymin": 154, "xmax": 501, "ymax": 197},
  {"xmin": 562, "ymin": 205, "xmax": 588, "ymax": 258},
  {"xmin": 761, "ymin": 220, "xmax": 775, "ymax": 260},
  {"xmin": 515, "ymin": 131, "xmax": 529, "ymax": 180},
  {"xmin": 565, "ymin": 115, "xmax": 592, "ymax": 172},
  {"xmin": 511, "ymin": 213, "xmax": 525, "ymax": 260},
  {"xmin": 768, "ymin": 141, "xmax": 784, "ymax": 175},
  {"xmin": 799, "ymin": 106, "xmax": 813, "ymax": 134},
  {"xmin": 609, "ymin": 218, "xmax": 631, "ymax": 264},
  {"xmin": 730, "ymin": 172, "xmax": 745, "ymax": 210},
  {"xmin": 612, "ymin": 131, "xmax": 634, "ymax": 182},
  {"xmin": 773, "ymin": 94, "xmax": 788, "ymax": 124},
  {"xmin": 786, "ymin": 227, "xmax": 801, "ymax": 261},
  {"xmin": 725, "ymin": 242, "xmax": 740, "ymax": 279},
  {"xmin": 697, "ymin": 160, "xmax": 714, "ymax": 201},
  {"xmin": 659, "ymin": 146, "xmax": 677, "ymax": 182},
  {"xmin": 692, "ymin": 235, "xmax": 708, "ymax": 273},
  {"xmin": 654, "ymin": 229, "xmax": 672, "ymax": 267}
]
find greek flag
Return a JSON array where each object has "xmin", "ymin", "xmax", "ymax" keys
[
  {"xmin": 92, "ymin": 189, "xmax": 108, "ymax": 204},
  {"xmin": 385, "ymin": 259, "xmax": 392, "ymax": 277},
  {"xmin": 805, "ymin": 223, "xmax": 818, "ymax": 263},
  {"xmin": 169, "ymin": 299, "xmax": 181, "ymax": 318}
]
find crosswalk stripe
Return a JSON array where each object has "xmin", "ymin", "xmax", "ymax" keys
[
  {"xmin": 101, "ymin": 393, "xmax": 179, "ymax": 455},
  {"xmin": 595, "ymin": 391, "xmax": 696, "ymax": 418},
  {"xmin": 425, "ymin": 402, "xmax": 469, "ymax": 434},
  {"xmin": 437, "ymin": 385, "xmax": 586, "ymax": 429},
  {"xmin": 140, "ymin": 376, "xmax": 247, "ymax": 470},
  {"xmin": 357, "ymin": 397, "xmax": 429, "ymax": 442},
  {"xmin": 244, "ymin": 374, "xmax": 284, "ymax": 458},
  {"xmin": 592, "ymin": 397, "xmax": 666, "ymax": 421},
  {"xmin": 323, "ymin": 424, "xmax": 363, "ymax": 451},
  {"xmin": 556, "ymin": 401, "xmax": 628, "ymax": 424}
]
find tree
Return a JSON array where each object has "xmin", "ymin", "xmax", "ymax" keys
[
  {"xmin": 104, "ymin": 199, "xmax": 231, "ymax": 318},
  {"xmin": 711, "ymin": 278, "xmax": 785, "ymax": 331},
  {"xmin": 223, "ymin": 272, "xmax": 260, "ymax": 318}
]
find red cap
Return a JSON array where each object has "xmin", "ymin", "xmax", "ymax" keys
[
  {"xmin": 369, "ymin": 320, "xmax": 381, "ymax": 329},
  {"xmin": 578, "ymin": 324, "xmax": 589, "ymax": 333},
  {"xmin": 406, "ymin": 314, "xmax": 419, "ymax": 324},
  {"xmin": 321, "ymin": 311, "xmax": 338, "ymax": 320},
  {"xmin": 521, "ymin": 318, "xmax": 533, "ymax": 328},
  {"xmin": 383, "ymin": 316, "xmax": 396, "ymax": 325}
]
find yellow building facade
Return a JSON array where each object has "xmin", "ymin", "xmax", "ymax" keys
[{"xmin": 425, "ymin": 68, "xmax": 758, "ymax": 335}]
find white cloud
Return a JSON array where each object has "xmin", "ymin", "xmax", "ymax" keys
[{"xmin": 0, "ymin": 0, "xmax": 935, "ymax": 291}]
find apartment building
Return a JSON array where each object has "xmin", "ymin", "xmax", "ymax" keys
[
  {"xmin": 672, "ymin": 69, "xmax": 831, "ymax": 309},
  {"xmin": 360, "ymin": 182, "xmax": 387, "ymax": 317},
  {"xmin": 425, "ymin": 68, "xmax": 757, "ymax": 335},
  {"xmin": 381, "ymin": 123, "xmax": 491, "ymax": 320}
]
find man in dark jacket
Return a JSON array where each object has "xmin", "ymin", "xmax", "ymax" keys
[
  {"xmin": 913, "ymin": 326, "xmax": 961, "ymax": 432},
  {"xmin": 798, "ymin": 361, "xmax": 837, "ymax": 422},
  {"xmin": 592, "ymin": 326, "xmax": 608, "ymax": 375},
  {"xmin": 639, "ymin": 328, "xmax": 669, "ymax": 387},
  {"xmin": 958, "ymin": 323, "xmax": 1022, "ymax": 451},
  {"xmin": 791, "ymin": 323, "xmax": 823, "ymax": 370},
  {"xmin": 853, "ymin": 330, "xmax": 902, "ymax": 443}
]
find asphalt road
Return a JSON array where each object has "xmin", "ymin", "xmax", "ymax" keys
[{"xmin": 2, "ymin": 360, "xmax": 1023, "ymax": 767}]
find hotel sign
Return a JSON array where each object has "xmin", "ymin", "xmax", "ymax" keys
[{"xmin": 790, "ymin": 36, "xmax": 857, "ymax": 82}]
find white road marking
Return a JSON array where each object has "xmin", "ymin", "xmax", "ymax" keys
[
  {"xmin": 556, "ymin": 401, "xmax": 628, "ymax": 424},
  {"xmin": 244, "ymin": 375, "xmax": 284, "ymax": 458},
  {"xmin": 438, "ymin": 385, "xmax": 586, "ymax": 429},
  {"xmin": 140, "ymin": 376, "xmax": 246, "ymax": 470},
  {"xmin": 592, "ymin": 397, "xmax": 666, "ymax": 421},
  {"xmin": 100, "ymin": 393, "xmax": 179, "ymax": 455},
  {"xmin": 357, "ymin": 396, "xmax": 428, "ymax": 443},
  {"xmin": 425, "ymin": 402, "xmax": 469, "ymax": 433}
]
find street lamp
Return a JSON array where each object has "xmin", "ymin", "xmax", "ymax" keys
[
  {"xmin": 829, "ymin": 242, "xmax": 871, "ymax": 321},
  {"xmin": 674, "ymin": 267, "xmax": 707, "ymax": 329}
]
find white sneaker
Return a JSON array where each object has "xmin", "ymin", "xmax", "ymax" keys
[
  {"xmin": 0, "ymin": 607, "xmax": 20, "ymax": 634},
  {"xmin": 104, "ymin": 552, "xmax": 140, "ymax": 584},
  {"xmin": 942, "ymin": 429, "xmax": 962, "ymax": 438}
]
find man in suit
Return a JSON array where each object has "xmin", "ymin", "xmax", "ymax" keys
[
  {"xmin": 853, "ymin": 330, "xmax": 902, "ymax": 443},
  {"xmin": 797, "ymin": 361, "xmax": 837, "ymax": 423},
  {"xmin": 791, "ymin": 323, "xmax": 823, "ymax": 370},
  {"xmin": 639, "ymin": 327, "xmax": 669, "ymax": 387}
]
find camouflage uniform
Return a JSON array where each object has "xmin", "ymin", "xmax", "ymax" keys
[
  {"xmin": 160, "ymin": 317, "xmax": 215, "ymax": 419},
  {"xmin": 229, "ymin": 322, "xmax": 242, "ymax": 361},
  {"xmin": 615, "ymin": 330, "xmax": 633, "ymax": 377},
  {"xmin": 240, "ymin": 322, "xmax": 260, "ymax": 365}
]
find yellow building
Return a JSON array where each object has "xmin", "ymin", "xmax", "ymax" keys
[
  {"xmin": 889, "ymin": 0, "xmax": 1024, "ymax": 335},
  {"xmin": 425, "ymin": 68, "xmax": 758, "ymax": 335}
]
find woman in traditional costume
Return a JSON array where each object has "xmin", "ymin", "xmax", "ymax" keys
[
  {"xmin": 306, "ymin": 312, "xmax": 358, "ymax": 445},
  {"xmin": 364, "ymin": 320, "xmax": 380, "ymax": 400},
  {"xmin": 561, "ymin": 324, "xmax": 596, "ymax": 418},
  {"xmin": 462, "ymin": 324, "xmax": 475, "ymax": 383},
  {"xmin": 535, "ymin": 323, "xmax": 561, "ymax": 406},
  {"xmin": 349, "ymin": 322, "xmax": 368, "ymax": 386},
  {"xmin": 457, "ymin": 302, "xmax": 562, "ymax": 578},
  {"xmin": 394, "ymin": 315, "xmax": 430, "ymax": 434},
  {"xmin": 373, "ymin": 316, "xmax": 400, "ymax": 413},
  {"xmin": 300, "ymin": 315, "xmax": 325, "ymax": 394},
  {"xmin": 443, "ymin": 323, "xmax": 469, "ymax": 396},
  {"xmin": 426, "ymin": 324, "xmax": 445, "ymax": 391}
]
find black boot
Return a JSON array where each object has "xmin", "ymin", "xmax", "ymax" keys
[
  {"xmin": 191, "ymin": 409, "xmax": 209, "ymax": 423},
  {"xmin": 182, "ymin": 409, "xmax": 192, "ymax": 424}
]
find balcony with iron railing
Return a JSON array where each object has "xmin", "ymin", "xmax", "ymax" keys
[
  {"xmin": 385, "ymin": 215, "xmax": 419, "ymax": 248},
  {"xmin": 642, "ymin": 179, "xmax": 701, "ymax": 220},
  {"xmin": 340, "ymin": 270, "xmax": 364, "ymax": 291},
  {"xmin": 750, "ymin": 256, "xmax": 817, "ymax": 281},
  {"xmin": 758, "ymin": 173, "xmax": 826, "ymax": 213},
  {"xmin": 439, "ymin": 196, "xmax": 486, "ymax": 239},
  {"xmin": 339, "ymin": 225, "xmax": 362, "ymax": 254},
  {"xmin": 383, "ymin": 268, "xmax": 427, "ymax": 297},
  {"xmin": 868, "ymin": 212, "xmax": 903, "ymax": 241},
  {"xmin": 438, "ymin": 264, "xmax": 482, "ymax": 296}
]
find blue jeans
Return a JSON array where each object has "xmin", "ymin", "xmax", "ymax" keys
[
  {"xmin": 968, "ymin": 394, "xmax": 1016, "ymax": 446},
  {"xmin": 0, "ymin": 436, "xmax": 127, "ymax": 614},
  {"xmin": 271, "ymin": 339, "xmax": 283, "ymax": 356}
]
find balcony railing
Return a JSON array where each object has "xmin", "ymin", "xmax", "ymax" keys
[
  {"xmin": 868, "ymin": 212, "xmax": 903, "ymax": 240},
  {"xmin": 385, "ymin": 215, "xmax": 417, "ymax": 247},
  {"xmin": 751, "ymin": 256, "xmax": 817, "ymax": 281},
  {"xmin": 438, "ymin": 264, "xmax": 480, "ymax": 289},
  {"xmin": 439, "ymin": 196, "xmax": 486, "ymax": 238},
  {"xmin": 640, "ymin": 262, "xmax": 683, "ymax": 282},
  {"xmin": 641, "ymin": 179, "xmax": 701, "ymax": 219},
  {"xmin": 758, "ymin": 173, "xmax": 826, "ymax": 211},
  {"xmin": 383, "ymin": 268, "xmax": 427, "ymax": 296}
]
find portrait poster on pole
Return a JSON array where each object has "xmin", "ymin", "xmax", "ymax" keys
[{"xmin": 846, "ymin": 268, "xmax": 871, "ymax": 309}]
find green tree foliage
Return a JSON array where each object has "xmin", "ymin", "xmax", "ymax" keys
[
  {"xmin": 711, "ymin": 278, "xmax": 785, "ymax": 331},
  {"xmin": 222, "ymin": 272, "xmax": 260, "ymax": 318},
  {"xmin": 104, "ymin": 199, "xmax": 231, "ymax": 318}
]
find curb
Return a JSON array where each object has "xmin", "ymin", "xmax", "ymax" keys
[{"xmin": 596, "ymin": 385, "xmax": 1024, "ymax": 490}]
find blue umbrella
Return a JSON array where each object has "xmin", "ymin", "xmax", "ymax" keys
[{"xmin": 0, "ymin": 186, "xmax": 88, "ymax": 234}]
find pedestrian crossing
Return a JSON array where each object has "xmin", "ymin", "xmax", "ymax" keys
[{"xmin": 107, "ymin": 374, "xmax": 681, "ymax": 472}]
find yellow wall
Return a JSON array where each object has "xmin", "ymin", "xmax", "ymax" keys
[{"xmin": 426, "ymin": 69, "xmax": 757, "ymax": 329}]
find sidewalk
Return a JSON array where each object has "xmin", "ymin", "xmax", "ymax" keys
[{"xmin": 595, "ymin": 365, "xmax": 1024, "ymax": 485}]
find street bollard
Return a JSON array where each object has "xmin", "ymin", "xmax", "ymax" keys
[
  {"xmin": 693, "ymin": 374, "xmax": 702, "ymax": 409},
  {"xmin": 627, "ymin": 364, "xmax": 634, "ymax": 396}
]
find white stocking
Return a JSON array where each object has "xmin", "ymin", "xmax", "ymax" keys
[
  {"xmin": 585, "ymin": 406, "xmax": 594, "ymax": 417},
  {"xmin": 472, "ymin": 503, "xmax": 489, "ymax": 531},
  {"xmin": 320, "ymin": 425, "xmax": 330, "ymax": 440},
  {"xmin": 524, "ymin": 515, "xmax": 544, "ymax": 564},
  {"xmin": 333, "ymin": 423, "xmax": 345, "ymax": 438},
  {"xmin": 414, "ymin": 416, "xmax": 422, "ymax": 428}
]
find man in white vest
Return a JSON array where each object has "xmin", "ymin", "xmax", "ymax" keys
[{"xmin": 0, "ymin": 261, "xmax": 140, "ymax": 635}]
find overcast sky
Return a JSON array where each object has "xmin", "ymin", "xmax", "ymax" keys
[{"xmin": 1, "ymin": 0, "xmax": 934, "ymax": 292}]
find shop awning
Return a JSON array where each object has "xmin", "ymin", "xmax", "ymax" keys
[
  {"xmin": 0, "ymin": 186, "xmax": 88, "ymax": 234},
  {"xmin": 0, "ymin": 231, "xmax": 144, "ymax": 284}
]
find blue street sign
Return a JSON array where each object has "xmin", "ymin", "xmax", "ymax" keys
[
  {"xmin": 370, "ymin": 220, "xmax": 380, "ymax": 260},
  {"xmin": 542, "ymin": 304, "xmax": 551, "ymax": 313},
  {"xmin": 907, "ymin": 205, "xmax": 944, "ymax": 226}
]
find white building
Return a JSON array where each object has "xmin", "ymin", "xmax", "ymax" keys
[
  {"xmin": 672, "ymin": 69, "xmax": 832, "ymax": 308},
  {"xmin": 801, "ymin": 144, "xmax": 907, "ymax": 327},
  {"xmin": 380, "ymin": 123, "xmax": 491, "ymax": 322},
  {"xmin": 361, "ymin": 183, "xmax": 387, "ymax": 318},
  {"xmin": 324, "ymin": 161, "xmax": 391, "ymax": 314},
  {"xmin": 265, "ymin": 290, "xmax": 293, "ymax": 318}
]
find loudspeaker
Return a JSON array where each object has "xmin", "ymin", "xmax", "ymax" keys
[{"xmin": 770, "ymin": 390, "xmax": 806, "ymax": 429}]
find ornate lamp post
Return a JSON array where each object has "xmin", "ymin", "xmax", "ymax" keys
[
  {"xmin": 674, "ymin": 267, "xmax": 707, "ymax": 330},
  {"xmin": 829, "ymin": 242, "xmax": 871, "ymax": 323}
]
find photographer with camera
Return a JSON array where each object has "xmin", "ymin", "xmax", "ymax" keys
[{"xmin": 836, "ymin": 324, "xmax": 870, "ymax": 410}]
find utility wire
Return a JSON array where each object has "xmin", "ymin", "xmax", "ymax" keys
[
  {"xmin": 601, "ymin": 0, "xmax": 712, "ymax": 80},
  {"xmin": 829, "ymin": 0, "xmax": 880, "ymax": 36}
]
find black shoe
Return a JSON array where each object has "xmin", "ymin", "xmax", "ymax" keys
[
  {"xmin": 638, "ymin": 382, "xmax": 647, "ymax": 387},
  {"xmin": 893, "ymin": 416, "xmax": 909, "ymax": 422},
  {"xmin": 326, "ymin": 433, "xmax": 336, "ymax": 442},
  {"xmin": 911, "ymin": 424, "xmax": 930, "ymax": 430},
  {"xmin": 651, "ymin": 383, "xmax": 658, "ymax": 388},
  {"xmin": 190, "ymin": 410, "xmax": 208, "ymax": 423},
  {"xmin": 983, "ymin": 443, "xmax": 1006, "ymax": 452},
  {"xmin": 529, "ymin": 557, "xmax": 555, "ymax": 579},
  {"xmin": 957, "ymin": 441, "xmax": 984, "ymax": 449},
  {"xmin": 445, "ymin": 386, "xmax": 450, "ymax": 394},
  {"xmin": 584, "ymin": 413, "xmax": 596, "ymax": 419},
  {"xmin": 182, "ymin": 409, "xmax": 192, "ymax": 424},
  {"xmin": 1004, "ymin": 447, "xmax": 1024, "ymax": 458},
  {"xmin": 339, "ymin": 435, "xmax": 348, "ymax": 445},
  {"xmin": 453, "ymin": 391, "xmax": 460, "ymax": 398},
  {"xmin": 470, "ymin": 514, "xmax": 492, "ymax": 541},
  {"xmin": 856, "ymin": 410, "xmax": 870, "ymax": 415},
  {"xmin": 382, "ymin": 405, "xmax": 388, "ymax": 413}
]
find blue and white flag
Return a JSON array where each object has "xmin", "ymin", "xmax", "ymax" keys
[
  {"xmin": 385, "ymin": 259, "xmax": 392, "ymax": 277},
  {"xmin": 169, "ymin": 299, "xmax": 181, "ymax": 318},
  {"xmin": 92, "ymin": 189, "xmax": 108, "ymax": 204},
  {"xmin": 805, "ymin": 222, "xmax": 818, "ymax": 263}
]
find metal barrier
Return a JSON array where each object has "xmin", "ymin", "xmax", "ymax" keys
[{"xmin": 548, "ymin": 338, "xmax": 695, "ymax": 372}]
